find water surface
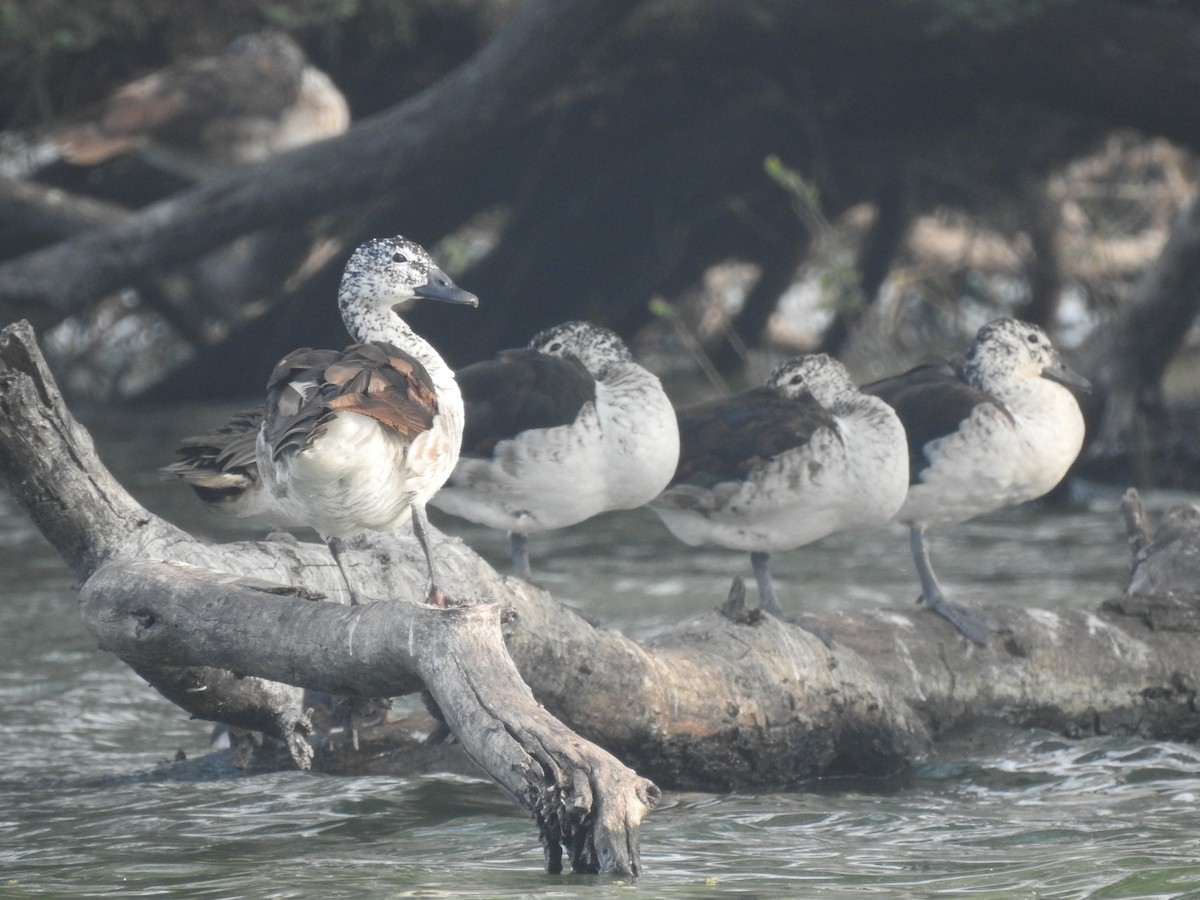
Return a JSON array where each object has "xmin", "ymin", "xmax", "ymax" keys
[{"xmin": 2, "ymin": 402, "xmax": 1199, "ymax": 898}]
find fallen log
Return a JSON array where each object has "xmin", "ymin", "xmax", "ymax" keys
[
  {"xmin": 0, "ymin": 317, "xmax": 932, "ymax": 786},
  {"xmin": 3, "ymin": 318, "xmax": 1200, "ymax": 870},
  {"xmin": 0, "ymin": 318, "xmax": 653, "ymax": 874}
]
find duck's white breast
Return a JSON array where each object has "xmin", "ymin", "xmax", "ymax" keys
[
  {"xmin": 434, "ymin": 403, "xmax": 609, "ymax": 534},
  {"xmin": 1006, "ymin": 378, "xmax": 1085, "ymax": 499},
  {"xmin": 263, "ymin": 410, "xmax": 456, "ymax": 538},
  {"xmin": 595, "ymin": 374, "xmax": 680, "ymax": 509}
]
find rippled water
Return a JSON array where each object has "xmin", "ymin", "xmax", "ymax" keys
[{"xmin": 3, "ymin": 402, "xmax": 1200, "ymax": 898}]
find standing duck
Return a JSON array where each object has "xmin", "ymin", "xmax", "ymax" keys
[
  {"xmin": 430, "ymin": 321, "xmax": 680, "ymax": 580},
  {"xmin": 650, "ymin": 354, "xmax": 909, "ymax": 639},
  {"xmin": 256, "ymin": 235, "xmax": 477, "ymax": 606},
  {"xmin": 864, "ymin": 317, "xmax": 1089, "ymax": 645}
]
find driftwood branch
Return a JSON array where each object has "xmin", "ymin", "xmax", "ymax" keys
[
  {"xmin": 79, "ymin": 558, "xmax": 657, "ymax": 875},
  {"xmin": 1108, "ymin": 488, "xmax": 1200, "ymax": 640},
  {"xmin": 0, "ymin": 318, "xmax": 932, "ymax": 783},
  {"xmin": 3, "ymin": 317, "xmax": 1197, "ymax": 761},
  {"xmin": 0, "ymin": 319, "xmax": 655, "ymax": 874}
]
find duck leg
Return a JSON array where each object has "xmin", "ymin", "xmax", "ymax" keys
[
  {"xmin": 750, "ymin": 551, "xmax": 834, "ymax": 646},
  {"xmin": 909, "ymin": 524, "xmax": 990, "ymax": 646},
  {"xmin": 311, "ymin": 543, "xmax": 382, "ymax": 747},
  {"xmin": 750, "ymin": 551, "xmax": 785, "ymax": 618},
  {"xmin": 508, "ymin": 532, "xmax": 533, "ymax": 580},
  {"xmin": 326, "ymin": 535, "xmax": 365, "ymax": 605},
  {"xmin": 332, "ymin": 695, "xmax": 391, "ymax": 751},
  {"xmin": 411, "ymin": 503, "xmax": 454, "ymax": 606}
]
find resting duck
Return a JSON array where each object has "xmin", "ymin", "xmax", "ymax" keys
[
  {"xmin": 651, "ymin": 353, "xmax": 909, "ymax": 641},
  {"xmin": 431, "ymin": 321, "xmax": 680, "ymax": 579},
  {"xmin": 864, "ymin": 317, "xmax": 1090, "ymax": 645}
]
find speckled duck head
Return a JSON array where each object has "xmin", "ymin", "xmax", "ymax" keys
[
  {"xmin": 528, "ymin": 321, "xmax": 633, "ymax": 380},
  {"xmin": 337, "ymin": 235, "xmax": 478, "ymax": 341},
  {"xmin": 226, "ymin": 30, "xmax": 306, "ymax": 82},
  {"xmin": 962, "ymin": 318, "xmax": 1090, "ymax": 393},
  {"xmin": 767, "ymin": 353, "xmax": 859, "ymax": 407}
]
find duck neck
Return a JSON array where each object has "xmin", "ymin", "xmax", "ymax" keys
[{"xmin": 346, "ymin": 307, "xmax": 459, "ymax": 396}]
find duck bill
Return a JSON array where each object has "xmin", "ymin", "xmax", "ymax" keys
[
  {"xmin": 412, "ymin": 267, "xmax": 479, "ymax": 307},
  {"xmin": 1042, "ymin": 358, "xmax": 1092, "ymax": 393}
]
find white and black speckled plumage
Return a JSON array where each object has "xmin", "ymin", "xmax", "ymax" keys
[
  {"xmin": 651, "ymin": 353, "xmax": 909, "ymax": 636},
  {"xmin": 163, "ymin": 239, "xmax": 475, "ymax": 543},
  {"xmin": 430, "ymin": 321, "xmax": 680, "ymax": 579},
  {"xmin": 865, "ymin": 317, "xmax": 1089, "ymax": 645},
  {"xmin": 255, "ymin": 235, "xmax": 477, "ymax": 605}
]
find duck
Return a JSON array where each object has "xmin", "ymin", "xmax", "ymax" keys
[
  {"xmin": 1, "ymin": 30, "xmax": 350, "ymax": 181},
  {"xmin": 650, "ymin": 353, "xmax": 909, "ymax": 640},
  {"xmin": 255, "ymin": 235, "xmax": 477, "ymax": 606},
  {"xmin": 429, "ymin": 321, "xmax": 680, "ymax": 580},
  {"xmin": 863, "ymin": 317, "xmax": 1090, "ymax": 645}
]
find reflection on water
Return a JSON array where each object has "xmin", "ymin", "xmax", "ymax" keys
[{"xmin": 2, "ymin": 402, "xmax": 1200, "ymax": 897}]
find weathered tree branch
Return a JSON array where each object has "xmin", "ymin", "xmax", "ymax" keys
[
  {"xmin": 6, "ymin": 309, "xmax": 1199, "ymax": 751},
  {"xmin": 0, "ymin": 175, "xmax": 129, "ymax": 256},
  {"xmin": 79, "ymin": 558, "xmax": 657, "ymax": 875},
  {"xmin": 0, "ymin": 318, "xmax": 932, "ymax": 787},
  {"xmin": 0, "ymin": 315, "xmax": 653, "ymax": 873}
]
